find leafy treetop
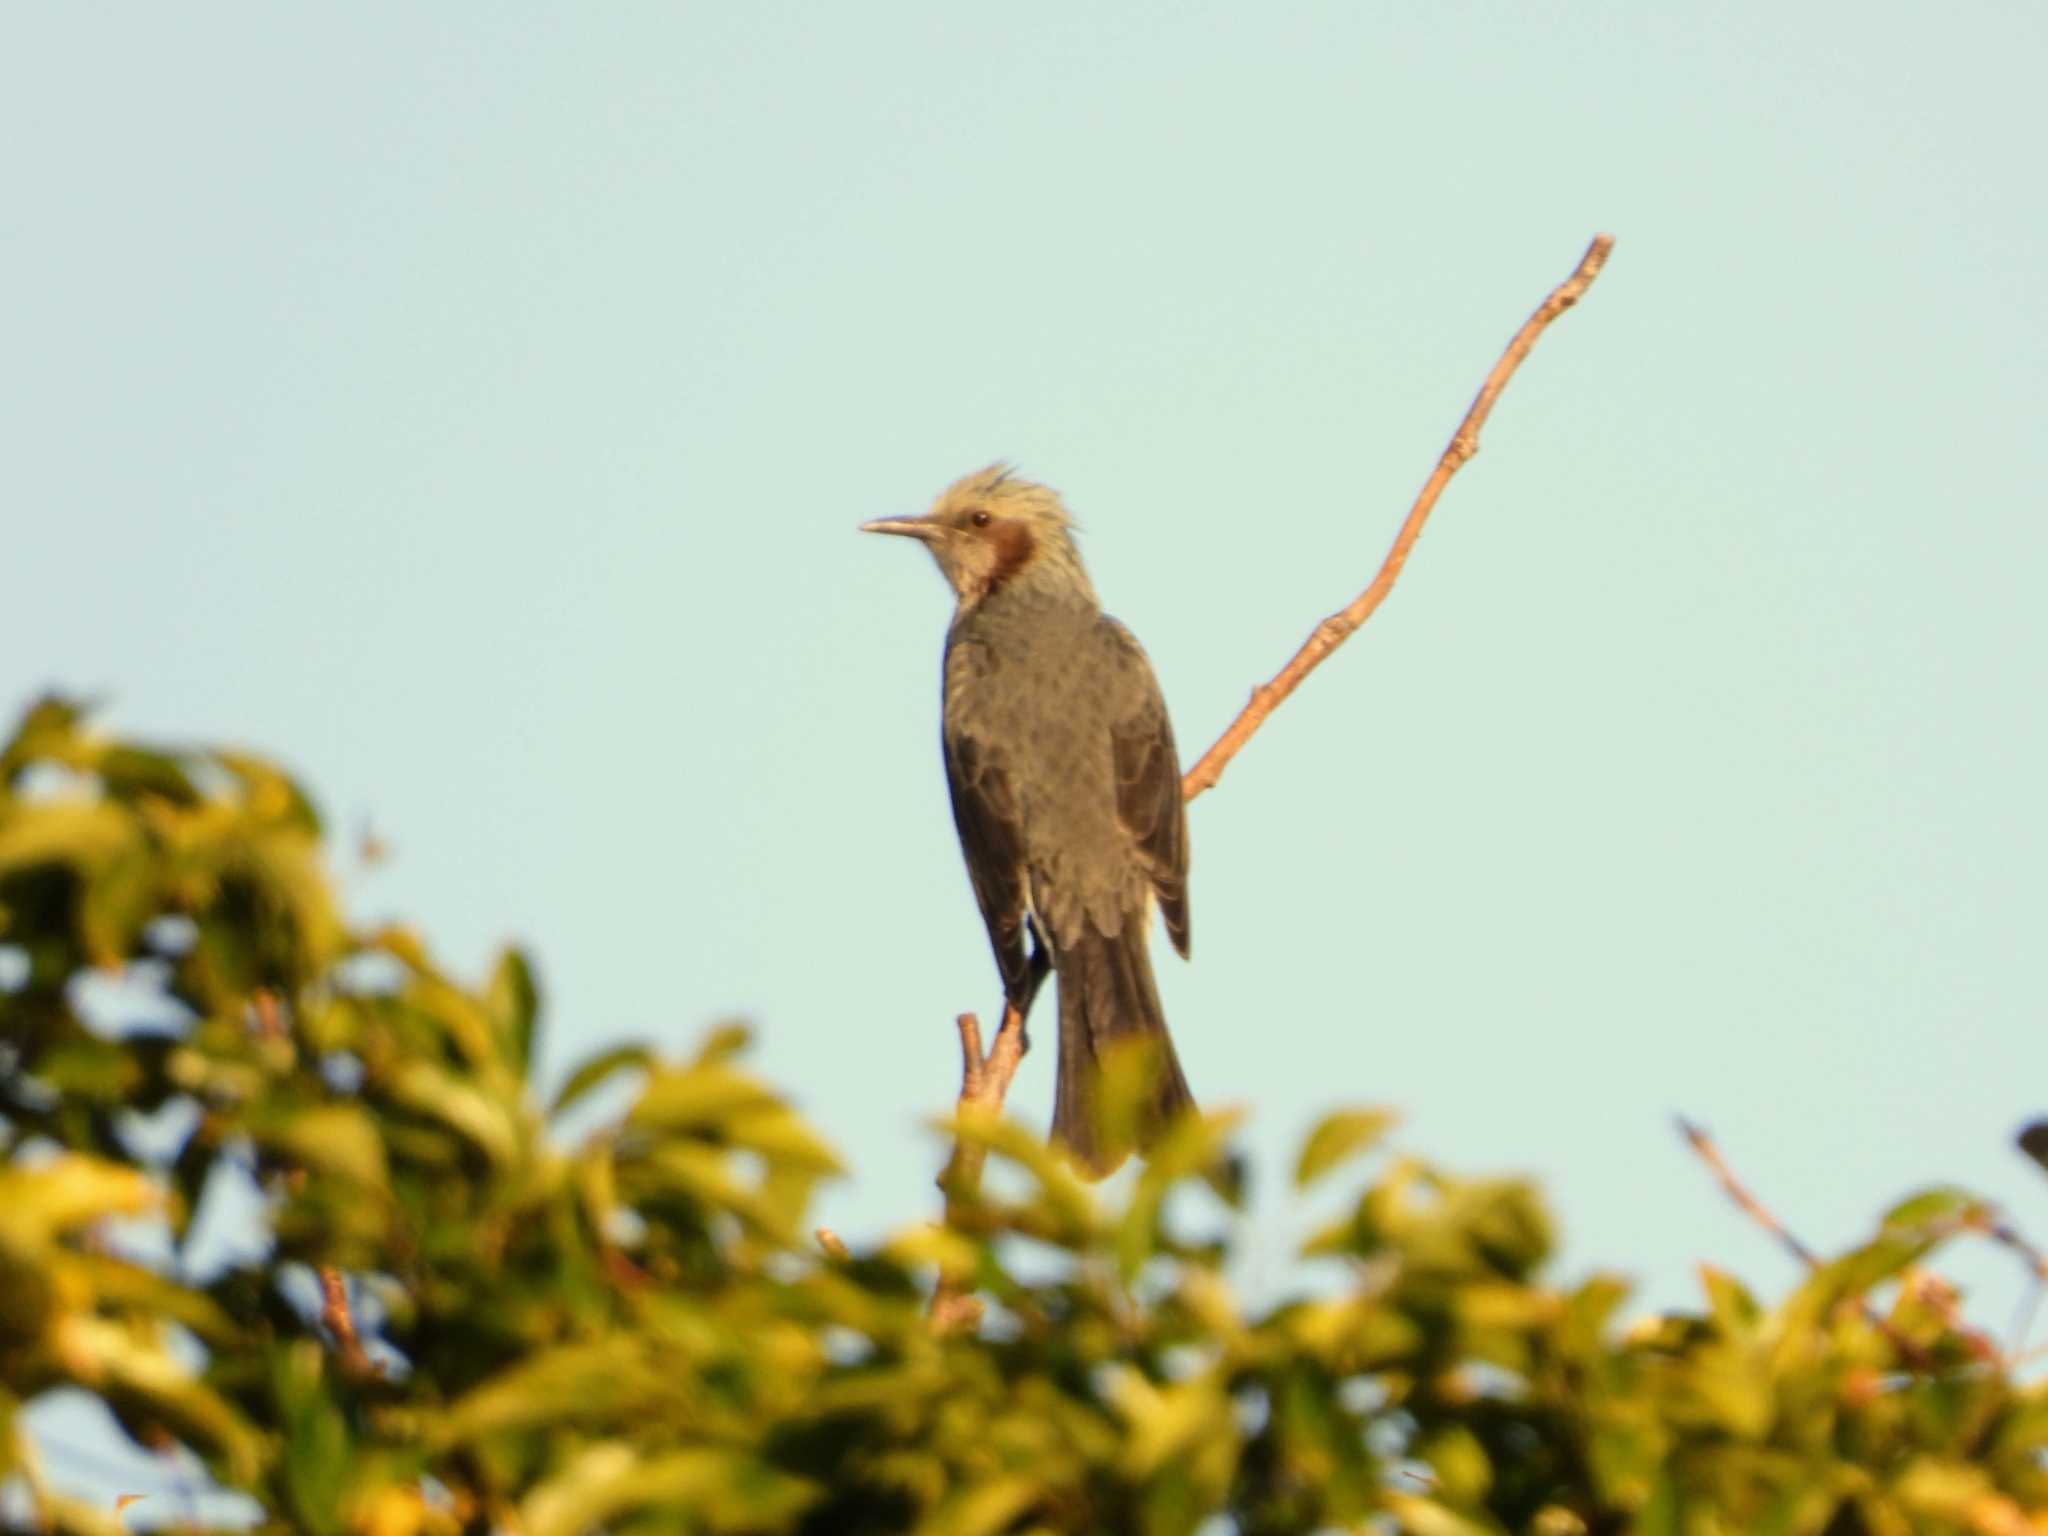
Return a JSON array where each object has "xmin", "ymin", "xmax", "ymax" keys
[{"xmin": 1, "ymin": 697, "xmax": 2043, "ymax": 1535}]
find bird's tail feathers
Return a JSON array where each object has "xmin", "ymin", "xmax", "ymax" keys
[{"xmin": 1051, "ymin": 914, "xmax": 1195, "ymax": 1178}]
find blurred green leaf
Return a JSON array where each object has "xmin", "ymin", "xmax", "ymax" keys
[
  {"xmin": 390, "ymin": 1058, "xmax": 521, "ymax": 1170},
  {"xmin": 272, "ymin": 1339, "xmax": 351, "ymax": 1534},
  {"xmin": 95, "ymin": 744, "xmax": 201, "ymax": 805},
  {"xmin": 914, "ymin": 1476, "xmax": 1038, "ymax": 1536},
  {"xmin": 1295, "ymin": 1107, "xmax": 1399, "ymax": 1189},
  {"xmin": 1107, "ymin": 1363, "xmax": 1237, "ymax": 1481},
  {"xmin": 1380, "ymin": 1489, "xmax": 1501, "ymax": 1535},
  {"xmin": 1880, "ymin": 1186, "xmax": 1978, "ymax": 1230},
  {"xmin": 1418, "ymin": 1423, "xmax": 1492, "ymax": 1507},
  {"xmin": 32, "ymin": 1037, "xmax": 145, "ymax": 1103},
  {"xmin": 0, "ymin": 1155, "xmax": 159, "ymax": 1237},
  {"xmin": 1117, "ymin": 1105, "xmax": 1244, "ymax": 1279},
  {"xmin": 629, "ymin": 1060, "xmax": 780, "ymax": 1141},
  {"xmin": 1, "ymin": 693, "xmax": 90, "ymax": 776},
  {"xmin": 265, "ymin": 1102, "xmax": 391, "ymax": 1197},
  {"xmin": 551, "ymin": 1041, "xmax": 655, "ymax": 1119},
  {"xmin": 215, "ymin": 750, "xmax": 324, "ymax": 836},
  {"xmin": 0, "ymin": 798, "xmax": 139, "ymax": 878},
  {"xmin": 438, "ymin": 1340, "xmax": 684, "ymax": 1449},
  {"xmin": 693, "ymin": 1020, "xmax": 754, "ymax": 1065},
  {"xmin": 1696, "ymin": 1263, "xmax": 1760, "ymax": 1338},
  {"xmin": 938, "ymin": 1107, "xmax": 1100, "ymax": 1245},
  {"xmin": 59, "ymin": 1313, "xmax": 266, "ymax": 1485},
  {"xmin": 720, "ymin": 1101, "xmax": 844, "ymax": 1177},
  {"xmin": 81, "ymin": 839, "xmax": 157, "ymax": 965},
  {"xmin": 487, "ymin": 944, "xmax": 542, "ymax": 1073}
]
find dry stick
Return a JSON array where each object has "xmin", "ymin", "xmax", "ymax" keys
[
  {"xmin": 1956, "ymin": 1203, "xmax": 2048, "ymax": 1363},
  {"xmin": 1681, "ymin": 1117, "xmax": 2048, "ymax": 1366},
  {"xmin": 817, "ymin": 1007, "xmax": 1029, "ymax": 1282},
  {"xmin": 1676, "ymin": 1116, "xmax": 1823, "ymax": 1269},
  {"xmin": 318, "ymin": 1266, "xmax": 377, "ymax": 1379},
  {"xmin": 1182, "ymin": 234, "xmax": 1614, "ymax": 801},
  {"xmin": 1676, "ymin": 1118, "xmax": 1958, "ymax": 1368},
  {"xmin": 922, "ymin": 236, "xmax": 1617, "ymax": 1330},
  {"xmin": 930, "ymin": 1005, "xmax": 1031, "ymax": 1333}
]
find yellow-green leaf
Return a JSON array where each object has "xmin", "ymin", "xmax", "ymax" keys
[{"xmin": 1295, "ymin": 1108, "xmax": 1399, "ymax": 1189}]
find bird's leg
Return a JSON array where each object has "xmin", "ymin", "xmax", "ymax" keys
[{"xmin": 1006, "ymin": 919, "xmax": 1053, "ymax": 1055}]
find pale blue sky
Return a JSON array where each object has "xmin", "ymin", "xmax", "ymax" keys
[{"xmin": 7, "ymin": 0, "xmax": 2046, "ymax": 1379}]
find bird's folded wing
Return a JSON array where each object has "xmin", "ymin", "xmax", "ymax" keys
[
  {"xmin": 1102, "ymin": 620, "xmax": 1190, "ymax": 958},
  {"xmin": 943, "ymin": 678, "xmax": 1033, "ymax": 993}
]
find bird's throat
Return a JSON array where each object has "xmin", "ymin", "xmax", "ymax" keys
[{"xmin": 979, "ymin": 521, "xmax": 1037, "ymax": 599}]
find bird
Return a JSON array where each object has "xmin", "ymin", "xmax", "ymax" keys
[{"xmin": 861, "ymin": 464, "xmax": 1194, "ymax": 1176}]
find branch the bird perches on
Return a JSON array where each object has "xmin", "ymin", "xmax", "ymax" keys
[{"xmin": 854, "ymin": 235, "xmax": 1617, "ymax": 1331}]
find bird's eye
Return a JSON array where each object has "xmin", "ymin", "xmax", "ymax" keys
[{"xmin": 970, "ymin": 510, "xmax": 992, "ymax": 528}]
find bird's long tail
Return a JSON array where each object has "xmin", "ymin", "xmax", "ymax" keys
[{"xmin": 1050, "ymin": 913, "xmax": 1194, "ymax": 1178}]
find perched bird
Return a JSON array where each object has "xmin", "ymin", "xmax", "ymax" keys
[{"xmin": 862, "ymin": 465, "xmax": 1194, "ymax": 1175}]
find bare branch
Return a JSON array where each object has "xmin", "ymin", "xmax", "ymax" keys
[
  {"xmin": 930, "ymin": 1004, "xmax": 1031, "ymax": 1333},
  {"xmin": 1681, "ymin": 1117, "xmax": 2048, "ymax": 1365},
  {"xmin": 1956, "ymin": 1202, "xmax": 2048, "ymax": 1361},
  {"xmin": 1676, "ymin": 1116, "xmax": 1822, "ymax": 1270},
  {"xmin": 318, "ymin": 1266, "xmax": 377, "ymax": 1380},
  {"xmin": 1182, "ymin": 234, "xmax": 1615, "ymax": 802},
  {"xmin": 1676, "ymin": 1117, "xmax": 1964, "ymax": 1368}
]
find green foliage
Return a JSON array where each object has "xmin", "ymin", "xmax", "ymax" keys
[{"xmin": 1, "ymin": 695, "xmax": 2043, "ymax": 1535}]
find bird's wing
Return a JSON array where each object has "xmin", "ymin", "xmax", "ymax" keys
[
  {"xmin": 1101, "ymin": 617, "xmax": 1190, "ymax": 958},
  {"xmin": 943, "ymin": 643, "xmax": 1034, "ymax": 999}
]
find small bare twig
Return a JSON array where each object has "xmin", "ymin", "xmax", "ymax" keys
[
  {"xmin": 1182, "ymin": 233, "xmax": 1615, "ymax": 802},
  {"xmin": 1676, "ymin": 1116, "xmax": 1822, "ymax": 1270},
  {"xmin": 1676, "ymin": 1118, "xmax": 1964, "ymax": 1368},
  {"xmin": 928, "ymin": 1274, "xmax": 985, "ymax": 1336},
  {"xmin": 601, "ymin": 1245, "xmax": 653, "ymax": 1291},
  {"xmin": 929, "ymin": 1005, "xmax": 1031, "ymax": 1333},
  {"xmin": 318, "ymin": 1267, "xmax": 376, "ymax": 1380},
  {"xmin": 814, "ymin": 1227, "xmax": 850, "ymax": 1261},
  {"xmin": 937, "ymin": 1007, "xmax": 1030, "ymax": 1196},
  {"xmin": 1682, "ymin": 1120, "xmax": 2048, "ymax": 1367},
  {"xmin": 1677, "ymin": 1117, "xmax": 1900, "ymax": 1347},
  {"xmin": 1954, "ymin": 1202, "xmax": 2048, "ymax": 1362},
  {"xmin": 1975, "ymin": 1209, "xmax": 2048, "ymax": 1283},
  {"xmin": 249, "ymin": 988, "xmax": 289, "ymax": 1046}
]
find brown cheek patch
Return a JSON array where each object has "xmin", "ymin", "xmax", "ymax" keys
[{"xmin": 983, "ymin": 521, "xmax": 1036, "ymax": 595}]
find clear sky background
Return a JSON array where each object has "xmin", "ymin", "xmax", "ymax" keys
[{"xmin": 7, "ymin": 0, "xmax": 2046, "ymax": 1424}]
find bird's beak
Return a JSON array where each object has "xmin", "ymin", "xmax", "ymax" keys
[{"xmin": 859, "ymin": 514, "xmax": 944, "ymax": 543}]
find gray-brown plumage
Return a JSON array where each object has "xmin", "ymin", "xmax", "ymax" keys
[{"xmin": 862, "ymin": 465, "xmax": 1194, "ymax": 1176}]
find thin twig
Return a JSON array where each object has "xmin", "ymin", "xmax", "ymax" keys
[
  {"xmin": 1958, "ymin": 1203, "xmax": 2048, "ymax": 1362},
  {"xmin": 1677, "ymin": 1118, "xmax": 1951, "ymax": 1368},
  {"xmin": 1692, "ymin": 1165, "xmax": 2048, "ymax": 1367},
  {"xmin": 1976, "ymin": 1209, "xmax": 2048, "ymax": 1282},
  {"xmin": 1676, "ymin": 1116, "xmax": 1822, "ymax": 1269},
  {"xmin": 318, "ymin": 1266, "xmax": 376, "ymax": 1380},
  {"xmin": 1181, "ymin": 233, "xmax": 1615, "ymax": 802},
  {"xmin": 2008, "ymin": 1270, "xmax": 2045, "ymax": 1366},
  {"xmin": 249, "ymin": 987, "xmax": 290, "ymax": 1046},
  {"xmin": 936, "ymin": 1007, "xmax": 1029, "ymax": 1197},
  {"xmin": 930, "ymin": 1005, "xmax": 1030, "ymax": 1333}
]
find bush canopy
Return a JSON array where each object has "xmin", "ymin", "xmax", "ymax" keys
[{"xmin": 1, "ymin": 697, "xmax": 2043, "ymax": 1534}]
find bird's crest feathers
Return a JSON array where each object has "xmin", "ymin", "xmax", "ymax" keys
[{"xmin": 931, "ymin": 463, "xmax": 1080, "ymax": 534}]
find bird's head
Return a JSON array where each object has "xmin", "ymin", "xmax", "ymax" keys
[{"xmin": 861, "ymin": 464, "xmax": 1097, "ymax": 608}]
